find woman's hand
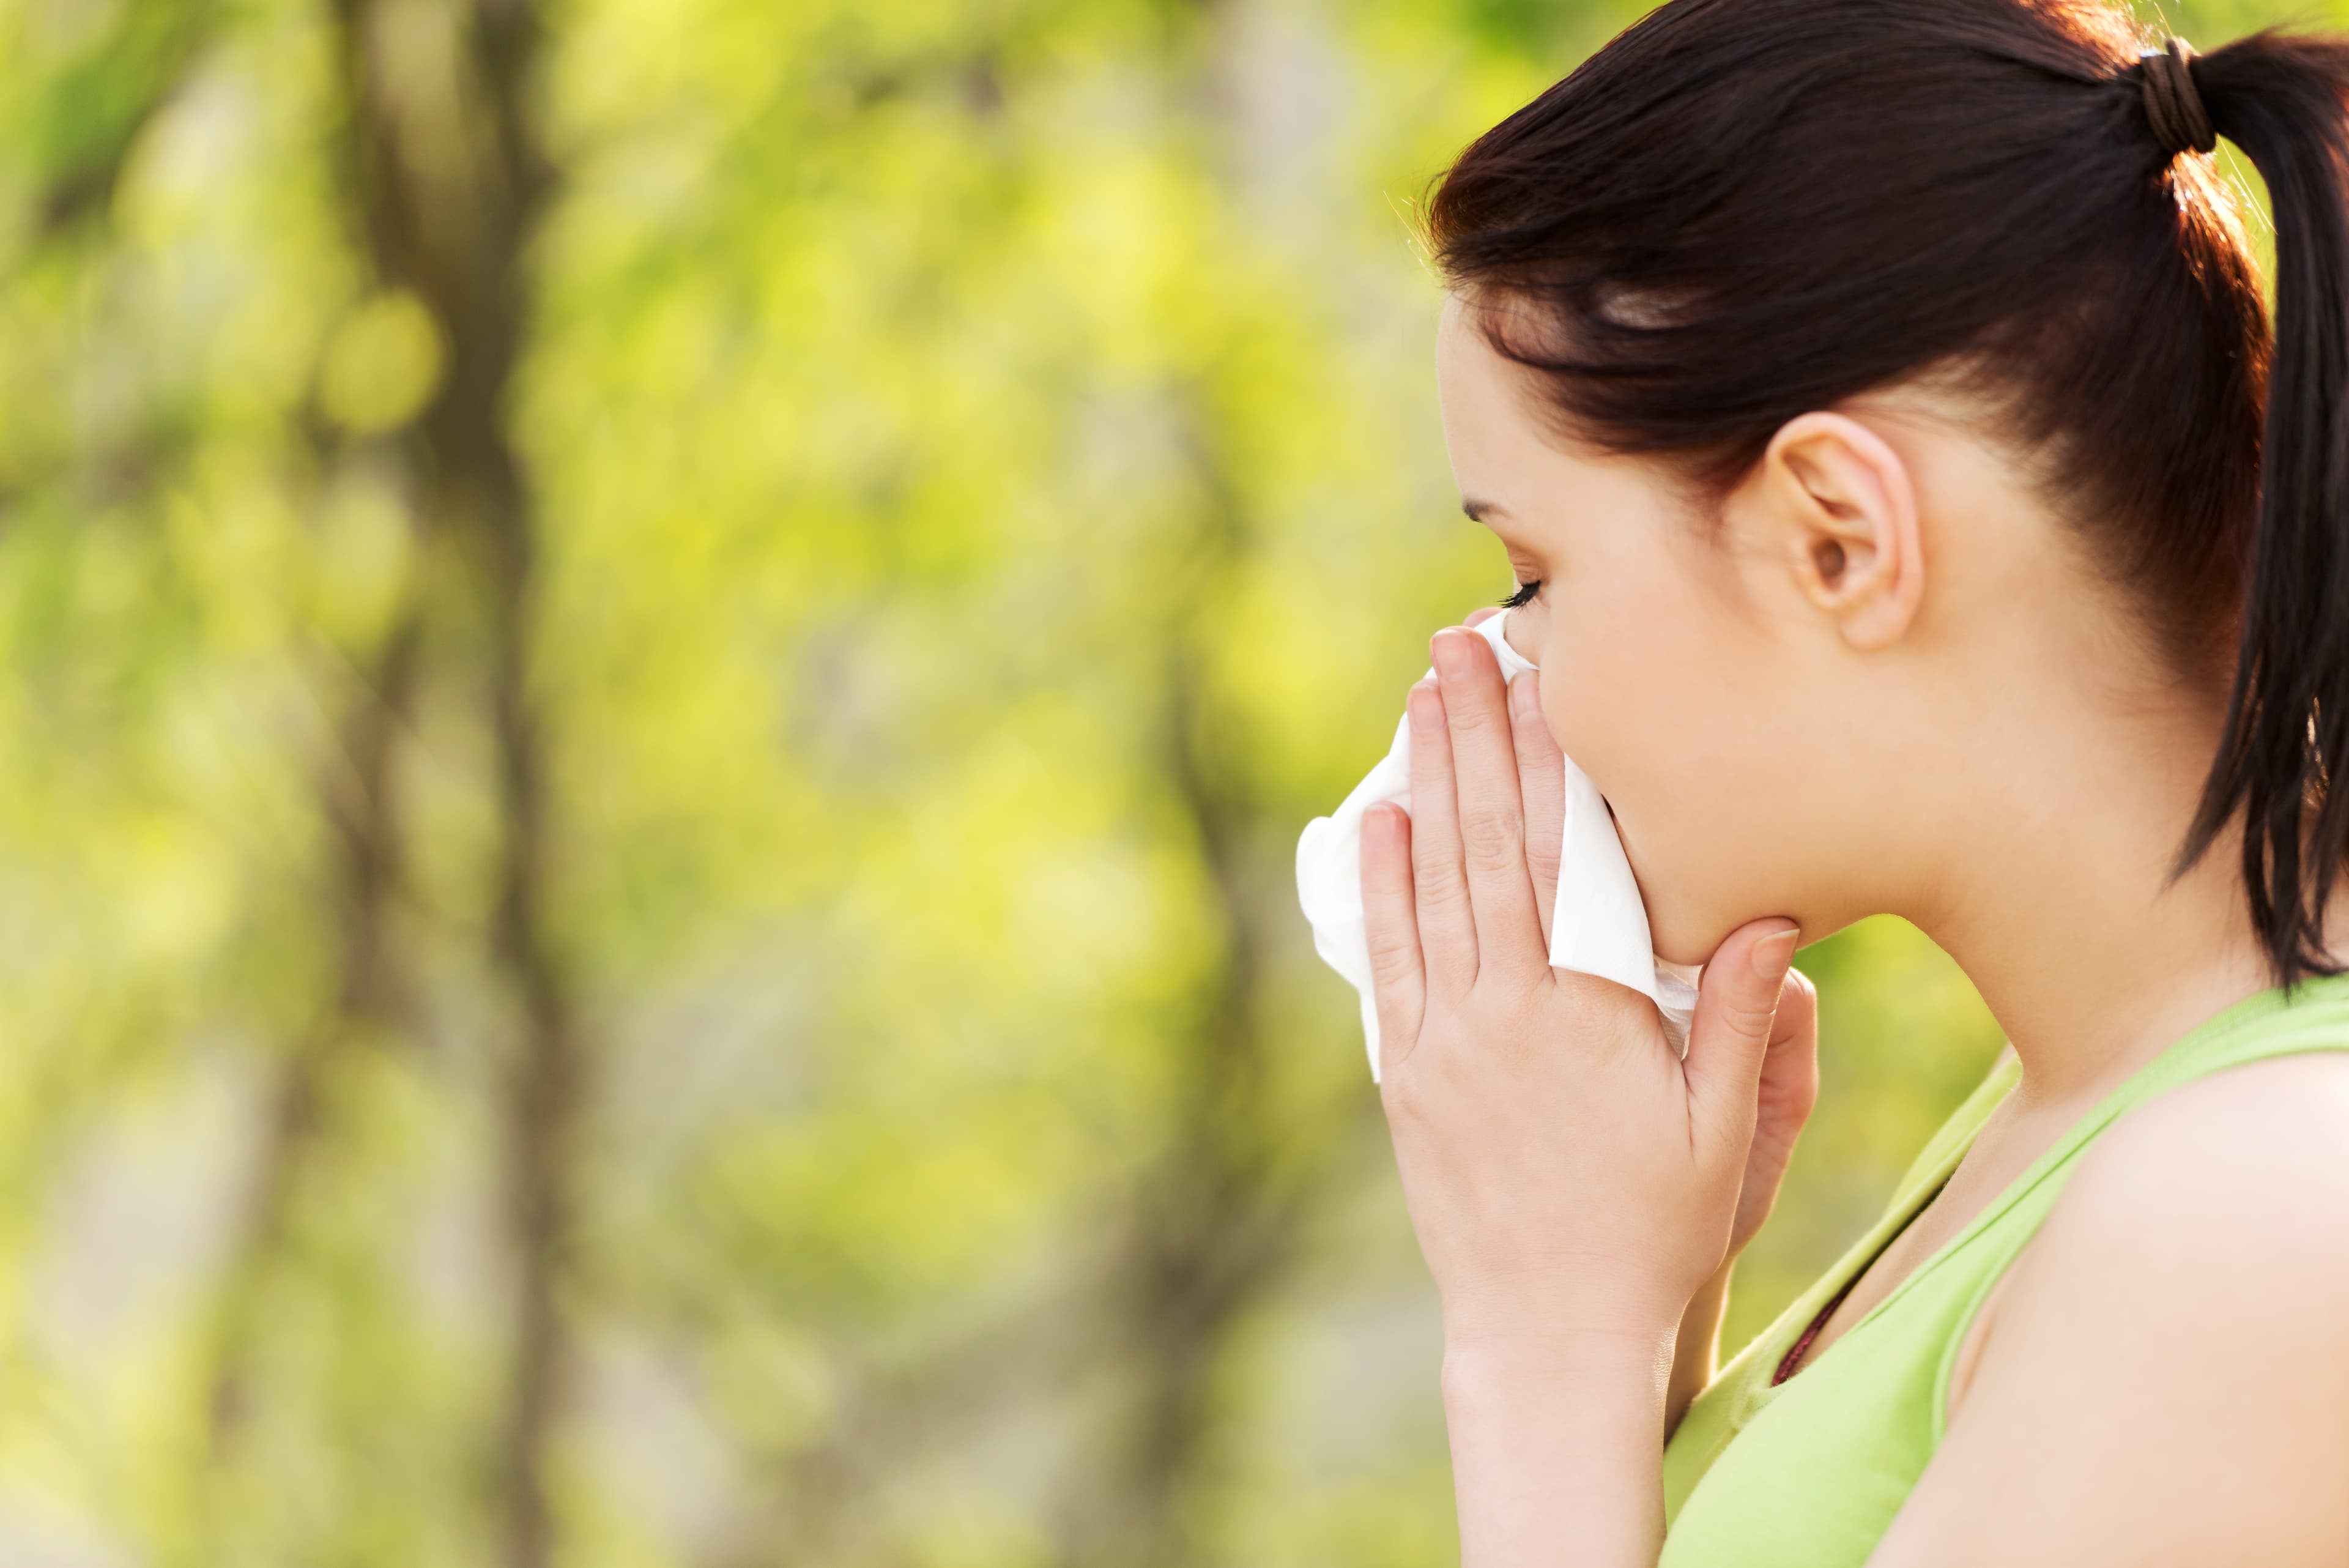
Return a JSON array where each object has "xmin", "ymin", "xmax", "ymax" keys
[
  {"xmin": 1455, "ymin": 607, "xmax": 1823, "ymax": 1268},
  {"xmin": 1360, "ymin": 620, "xmax": 1806, "ymax": 1351}
]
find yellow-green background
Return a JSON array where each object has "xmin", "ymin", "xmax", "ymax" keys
[{"xmin": 0, "ymin": 0, "xmax": 2275, "ymax": 1563}]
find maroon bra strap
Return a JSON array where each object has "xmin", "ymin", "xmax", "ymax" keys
[{"xmin": 1772, "ymin": 1271, "xmax": 1860, "ymax": 1385}]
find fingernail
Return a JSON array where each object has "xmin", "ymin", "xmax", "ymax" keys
[
  {"xmin": 1408, "ymin": 679, "xmax": 1444, "ymax": 731},
  {"xmin": 1431, "ymin": 628, "xmax": 1471, "ymax": 677},
  {"xmin": 1509, "ymin": 671, "xmax": 1538, "ymax": 716},
  {"xmin": 1750, "ymin": 924, "xmax": 1801, "ymax": 979}
]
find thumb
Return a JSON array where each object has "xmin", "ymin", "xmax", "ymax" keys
[{"xmin": 1685, "ymin": 917, "xmax": 1802, "ymax": 1154}]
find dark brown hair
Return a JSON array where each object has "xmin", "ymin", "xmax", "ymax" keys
[{"xmin": 1427, "ymin": 0, "xmax": 2349, "ymax": 996}]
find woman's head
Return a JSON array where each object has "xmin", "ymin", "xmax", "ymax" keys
[{"xmin": 1424, "ymin": 0, "xmax": 2349, "ymax": 992}]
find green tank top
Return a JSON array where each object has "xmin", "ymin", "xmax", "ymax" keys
[{"xmin": 1658, "ymin": 966, "xmax": 2349, "ymax": 1564}]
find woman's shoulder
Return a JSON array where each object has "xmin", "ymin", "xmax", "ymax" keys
[
  {"xmin": 1877, "ymin": 1051, "xmax": 2349, "ymax": 1564},
  {"xmin": 2076, "ymin": 1046, "xmax": 2349, "ymax": 1195},
  {"xmin": 1950, "ymin": 1050, "xmax": 2349, "ymax": 1402},
  {"xmin": 2041, "ymin": 1047, "xmax": 2349, "ymax": 1302}
]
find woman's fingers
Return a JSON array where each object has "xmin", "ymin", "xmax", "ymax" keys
[
  {"xmin": 1360, "ymin": 801, "xmax": 1426, "ymax": 1074},
  {"xmin": 1508, "ymin": 670, "xmax": 1566, "ymax": 951},
  {"xmin": 1429, "ymin": 628, "xmax": 1548, "ymax": 984},
  {"xmin": 1406, "ymin": 677, "xmax": 1480, "ymax": 992}
]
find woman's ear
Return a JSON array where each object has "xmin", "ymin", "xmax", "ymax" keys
[{"xmin": 1756, "ymin": 411, "xmax": 1924, "ymax": 652}]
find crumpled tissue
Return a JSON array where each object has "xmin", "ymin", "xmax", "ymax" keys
[{"xmin": 1294, "ymin": 609, "xmax": 1702, "ymax": 1082}]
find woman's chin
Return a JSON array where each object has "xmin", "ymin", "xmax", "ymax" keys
[
  {"xmin": 1649, "ymin": 921, "xmax": 1712, "ymax": 970},
  {"xmin": 1630, "ymin": 870, "xmax": 1728, "ymax": 967}
]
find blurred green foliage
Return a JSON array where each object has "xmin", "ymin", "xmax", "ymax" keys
[{"xmin": 0, "ymin": 0, "xmax": 2281, "ymax": 1563}]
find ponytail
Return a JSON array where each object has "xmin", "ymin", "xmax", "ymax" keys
[{"xmin": 2169, "ymin": 30, "xmax": 2349, "ymax": 993}]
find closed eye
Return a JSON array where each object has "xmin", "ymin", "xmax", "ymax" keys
[{"xmin": 1497, "ymin": 578, "xmax": 1543, "ymax": 610}]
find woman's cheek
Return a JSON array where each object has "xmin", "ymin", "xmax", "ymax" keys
[{"xmin": 1537, "ymin": 621, "xmax": 1628, "ymax": 774}]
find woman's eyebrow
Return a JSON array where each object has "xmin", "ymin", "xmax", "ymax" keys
[{"xmin": 1461, "ymin": 497, "xmax": 1510, "ymax": 524}]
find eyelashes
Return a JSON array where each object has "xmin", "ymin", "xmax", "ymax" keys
[{"xmin": 1497, "ymin": 578, "xmax": 1543, "ymax": 610}]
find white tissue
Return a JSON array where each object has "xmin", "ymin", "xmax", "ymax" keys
[{"xmin": 1295, "ymin": 610, "xmax": 1702, "ymax": 1082}]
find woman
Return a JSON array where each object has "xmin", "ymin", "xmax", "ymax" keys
[{"xmin": 1360, "ymin": 3, "xmax": 2349, "ymax": 1564}]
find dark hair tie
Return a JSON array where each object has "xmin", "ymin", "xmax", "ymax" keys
[{"xmin": 2138, "ymin": 37, "xmax": 2216, "ymax": 158}]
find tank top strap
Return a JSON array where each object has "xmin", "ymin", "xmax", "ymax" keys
[
  {"xmin": 1954, "ymin": 967, "xmax": 2349, "ymax": 1242},
  {"xmin": 2096, "ymin": 965, "xmax": 2349, "ymax": 1115},
  {"xmin": 1911, "ymin": 964, "xmax": 2349, "ymax": 1440},
  {"xmin": 1887, "ymin": 1048, "xmax": 2019, "ymax": 1206}
]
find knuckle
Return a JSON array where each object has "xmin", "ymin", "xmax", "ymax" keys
[
  {"xmin": 1379, "ymin": 1069, "xmax": 1427, "ymax": 1124},
  {"xmin": 1726, "ymin": 992, "xmax": 1783, "ymax": 1037},
  {"xmin": 1366, "ymin": 926, "xmax": 1419, "ymax": 983},
  {"xmin": 1445, "ymin": 697, "xmax": 1498, "ymax": 735},
  {"xmin": 1459, "ymin": 804, "xmax": 1524, "ymax": 866},
  {"xmin": 1415, "ymin": 851, "xmax": 1470, "ymax": 904}
]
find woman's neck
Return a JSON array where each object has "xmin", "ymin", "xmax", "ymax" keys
[{"xmin": 1903, "ymin": 697, "xmax": 2349, "ymax": 1119}]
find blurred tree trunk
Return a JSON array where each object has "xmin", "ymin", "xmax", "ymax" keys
[
  {"xmin": 5, "ymin": 0, "xmax": 442, "ymax": 1528},
  {"xmin": 204, "ymin": 585, "xmax": 425, "ymax": 1457},
  {"xmin": 201, "ymin": 0, "xmax": 434, "ymax": 1472},
  {"xmin": 1058, "ymin": 413, "xmax": 1321, "ymax": 1568},
  {"xmin": 1059, "ymin": 7, "xmax": 1364, "ymax": 1559},
  {"xmin": 325, "ymin": 1, "xmax": 576, "ymax": 1564}
]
